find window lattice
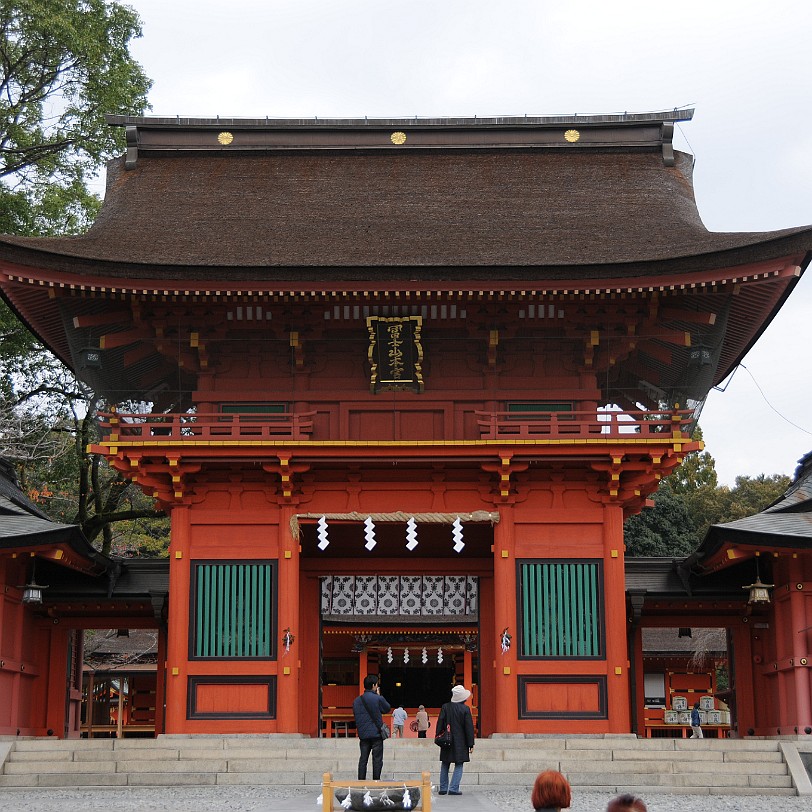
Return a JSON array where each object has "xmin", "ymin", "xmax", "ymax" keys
[
  {"xmin": 193, "ymin": 562, "xmax": 274, "ymax": 658},
  {"xmin": 519, "ymin": 561, "xmax": 602, "ymax": 658}
]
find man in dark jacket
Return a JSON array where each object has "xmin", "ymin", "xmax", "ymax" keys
[{"xmin": 352, "ymin": 674, "xmax": 391, "ymax": 780}]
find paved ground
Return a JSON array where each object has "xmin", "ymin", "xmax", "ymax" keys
[{"xmin": 0, "ymin": 786, "xmax": 808, "ymax": 812}]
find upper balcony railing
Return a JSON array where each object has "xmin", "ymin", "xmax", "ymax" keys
[
  {"xmin": 99, "ymin": 410, "xmax": 315, "ymax": 441},
  {"xmin": 97, "ymin": 408, "xmax": 693, "ymax": 444},
  {"xmin": 475, "ymin": 409, "xmax": 694, "ymax": 440}
]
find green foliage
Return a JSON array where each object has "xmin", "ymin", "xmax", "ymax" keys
[
  {"xmin": 0, "ymin": 1, "xmax": 162, "ymax": 555},
  {"xmin": 624, "ymin": 480, "xmax": 699, "ymax": 557},
  {"xmin": 625, "ymin": 428, "xmax": 793, "ymax": 558},
  {"xmin": 0, "ymin": 0, "xmax": 151, "ymax": 232},
  {"xmin": 668, "ymin": 427, "xmax": 718, "ymax": 493}
]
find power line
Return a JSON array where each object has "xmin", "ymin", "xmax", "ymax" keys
[{"xmin": 740, "ymin": 363, "xmax": 812, "ymax": 437}]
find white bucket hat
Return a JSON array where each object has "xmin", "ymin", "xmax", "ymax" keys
[{"xmin": 451, "ymin": 685, "xmax": 471, "ymax": 703}]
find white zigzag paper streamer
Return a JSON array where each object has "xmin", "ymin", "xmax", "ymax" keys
[
  {"xmin": 403, "ymin": 647, "xmax": 410, "ymax": 664},
  {"xmin": 405, "ymin": 517, "xmax": 418, "ymax": 551},
  {"xmin": 364, "ymin": 516, "xmax": 377, "ymax": 550},
  {"xmin": 403, "ymin": 789, "xmax": 412, "ymax": 809},
  {"xmin": 421, "ymin": 647, "xmax": 428, "ymax": 664},
  {"xmin": 452, "ymin": 516, "xmax": 465, "ymax": 553},
  {"xmin": 363, "ymin": 791, "xmax": 374, "ymax": 807},
  {"xmin": 387, "ymin": 646, "xmax": 393, "ymax": 663},
  {"xmin": 437, "ymin": 647, "xmax": 443, "ymax": 664},
  {"xmin": 317, "ymin": 515, "xmax": 329, "ymax": 550}
]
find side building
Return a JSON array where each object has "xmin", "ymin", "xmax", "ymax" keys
[{"xmin": 1, "ymin": 110, "xmax": 810, "ymax": 738}]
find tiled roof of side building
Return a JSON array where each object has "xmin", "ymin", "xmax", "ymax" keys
[
  {"xmin": 1, "ymin": 112, "xmax": 811, "ymax": 278},
  {"xmin": 684, "ymin": 450, "xmax": 812, "ymax": 572}
]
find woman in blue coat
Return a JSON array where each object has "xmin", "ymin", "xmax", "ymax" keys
[{"xmin": 436, "ymin": 684, "xmax": 475, "ymax": 795}]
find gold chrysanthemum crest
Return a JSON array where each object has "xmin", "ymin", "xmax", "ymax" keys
[
  {"xmin": 217, "ymin": 131, "xmax": 234, "ymax": 145},
  {"xmin": 564, "ymin": 129, "xmax": 580, "ymax": 143},
  {"xmin": 390, "ymin": 131, "xmax": 407, "ymax": 145}
]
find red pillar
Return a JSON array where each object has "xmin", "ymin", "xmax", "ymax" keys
[
  {"xmin": 604, "ymin": 503, "xmax": 631, "ymax": 732},
  {"xmin": 730, "ymin": 623, "xmax": 755, "ymax": 735},
  {"xmin": 276, "ymin": 505, "xmax": 300, "ymax": 732},
  {"xmin": 492, "ymin": 506, "xmax": 516, "ymax": 733},
  {"xmin": 358, "ymin": 650, "xmax": 369, "ymax": 690},
  {"xmin": 164, "ymin": 504, "xmax": 191, "ymax": 732},
  {"xmin": 154, "ymin": 624, "xmax": 167, "ymax": 735},
  {"xmin": 45, "ymin": 624, "xmax": 69, "ymax": 737},
  {"xmin": 629, "ymin": 623, "xmax": 645, "ymax": 736},
  {"xmin": 789, "ymin": 583, "xmax": 812, "ymax": 730}
]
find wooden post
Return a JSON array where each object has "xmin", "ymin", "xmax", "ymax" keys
[
  {"xmin": 116, "ymin": 676, "xmax": 125, "ymax": 738},
  {"xmin": 789, "ymin": 585, "xmax": 812, "ymax": 730},
  {"xmin": 164, "ymin": 505, "xmax": 191, "ymax": 732},
  {"xmin": 277, "ymin": 504, "xmax": 300, "ymax": 732},
  {"xmin": 322, "ymin": 772, "xmax": 333, "ymax": 812},
  {"xmin": 603, "ymin": 503, "xmax": 631, "ymax": 732},
  {"xmin": 422, "ymin": 770, "xmax": 432, "ymax": 811},
  {"xmin": 492, "ymin": 506, "xmax": 516, "ymax": 733}
]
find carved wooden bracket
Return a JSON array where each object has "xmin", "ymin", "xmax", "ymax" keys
[
  {"xmin": 480, "ymin": 454, "xmax": 529, "ymax": 503},
  {"xmin": 262, "ymin": 454, "xmax": 311, "ymax": 503}
]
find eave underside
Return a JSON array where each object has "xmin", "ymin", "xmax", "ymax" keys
[{"xmin": 0, "ymin": 258, "xmax": 802, "ymax": 410}]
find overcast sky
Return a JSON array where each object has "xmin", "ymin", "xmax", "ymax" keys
[{"xmin": 118, "ymin": 0, "xmax": 812, "ymax": 486}]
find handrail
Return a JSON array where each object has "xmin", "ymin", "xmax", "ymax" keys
[
  {"xmin": 96, "ymin": 408, "xmax": 694, "ymax": 443},
  {"xmin": 475, "ymin": 409, "xmax": 693, "ymax": 439},
  {"xmin": 98, "ymin": 411, "xmax": 315, "ymax": 441}
]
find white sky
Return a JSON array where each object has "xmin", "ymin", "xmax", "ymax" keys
[{"xmin": 119, "ymin": 0, "xmax": 812, "ymax": 486}]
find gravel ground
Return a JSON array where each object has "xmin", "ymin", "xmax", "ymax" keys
[
  {"xmin": 0, "ymin": 786, "xmax": 808, "ymax": 812},
  {"xmin": 486, "ymin": 787, "xmax": 809, "ymax": 811}
]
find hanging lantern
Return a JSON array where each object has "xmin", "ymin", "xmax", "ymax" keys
[
  {"xmin": 743, "ymin": 555, "xmax": 774, "ymax": 605},
  {"xmin": 689, "ymin": 344, "xmax": 713, "ymax": 368},
  {"xmin": 18, "ymin": 558, "xmax": 48, "ymax": 605}
]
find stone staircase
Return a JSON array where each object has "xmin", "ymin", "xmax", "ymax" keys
[{"xmin": 0, "ymin": 735, "xmax": 808, "ymax": 796}]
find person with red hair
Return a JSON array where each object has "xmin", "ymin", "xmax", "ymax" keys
[
  {"xmin": 531, "ymin": 769, "xmax": 571, "ymax": 811},
  {"xmin": 606, "ymin": 794, "xmax": 648, "ymax": 812}
]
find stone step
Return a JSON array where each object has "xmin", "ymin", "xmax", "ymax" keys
[{"xmin": 0, "ymin": 736, "xmax": 797, "ymax": 795}]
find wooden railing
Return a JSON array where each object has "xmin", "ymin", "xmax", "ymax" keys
[
  {"xmin": 97, "ymin": 408, "xmax": 693, "ymax": 443},
  {"xmin": 99, "ymin": 410, "xmax": 315, "ymax": 441},
  {"xmin": 321, "ymin": 771, "xmax": 432, "ymax": 811},
  {"xmin": 476, "ymin": 409, "xmax": 694, "ymax": 440}
]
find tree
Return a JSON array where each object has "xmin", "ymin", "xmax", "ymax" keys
[
  {"xmin": 624, "ymin": 480, "xmax": 699, "ymax": 557},
  {"xmin": 719, "ymin": 473, "xmax": 792, "ymax": 524},
  {"xmin": 0, "ymin": 322, "xmax": 167, "ymax": 555},
  {"xmin": 624, "ymin": 426, "xmax": 793, "ymax": 557},
  {"xmin": 668, "ymin": 427, "xmax": 718, "ymax": 493},
  {"xmin": 0, "ymin": 0, "xmax": 151, "ymax": 233},
  {"xmin": 0, "ymin": 1, "xmax": 163, "ymax": 555}
]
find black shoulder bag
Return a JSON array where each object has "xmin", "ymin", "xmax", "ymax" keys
[{"xmin": 434, "ymin": 703, "xmax": 453, "ymax": 747}]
